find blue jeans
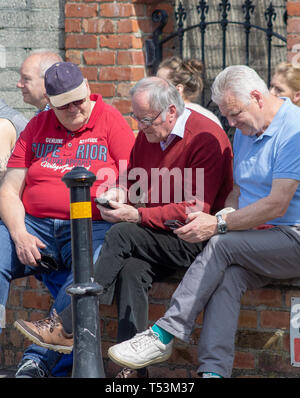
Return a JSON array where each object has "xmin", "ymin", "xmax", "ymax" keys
[{"xmin": 0, "ymin": 213, "xmax": 111, "ymax": 375}]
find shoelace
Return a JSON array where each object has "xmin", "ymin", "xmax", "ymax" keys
[
  {"xmin": 17, "ymin": 359, "xmax": 46, "ymax": 377},
  {"xmin": 130, "ymin": 329, "xmax": 160, "ymax": 352},
  {"xmin": 32, "ymin": 311, "xmax": 59, "ymax": 333}
]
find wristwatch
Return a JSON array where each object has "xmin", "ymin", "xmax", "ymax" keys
[{"xmin": 216, "ymin": 214, "xmax": 228, "ymax": 234}]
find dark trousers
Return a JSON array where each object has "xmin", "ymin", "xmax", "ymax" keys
[{"xmin": 61, "ymin": 222, "xmax": 203, "ymax": 342}]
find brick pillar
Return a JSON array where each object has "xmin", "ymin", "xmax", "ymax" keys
[
  {"xmin": 287, "ymin": 1, "xmax": 300, "ymax": 64},
  {"xmin": 64, "ymin": 0, "xmax": 173, "ymax": 129}
]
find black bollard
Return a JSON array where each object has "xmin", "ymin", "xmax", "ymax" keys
[{"xmin": 62, "ymin": 166, "xmax": 105, "ymax": 378}]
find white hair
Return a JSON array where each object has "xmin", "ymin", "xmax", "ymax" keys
[
  {"xmin": 211, "ymin": 65, "xmax": 269, "ymax": 105},
  {"xmin": 130, "ymin": 76, "xmax": 185, "ymax": 117}
]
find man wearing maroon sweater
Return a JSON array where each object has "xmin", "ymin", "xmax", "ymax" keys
[{"xmin": 14, "ymin": 77, "xmax": 233, "ymax": 378}]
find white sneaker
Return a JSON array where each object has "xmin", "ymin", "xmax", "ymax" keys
[{"xmin": 108, "ymin": 328, "xmax": 173, "ymax": 369}]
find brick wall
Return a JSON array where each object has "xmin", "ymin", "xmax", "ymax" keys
[
  {"xmin": 104, "ymin": 279, "xmax": 300, "ymax": 378},
  {"xmin": 0, "ymin": 276, "xmax": 52, "ymax": 368},
  {"xmin": 64, "ymin": 0, "xmax": 173, "ymax": 131},
  {"xmin": 102, "ymin": 278, "xmax": 300, "ymax": 378},
  {"xmin": 287, "ymin": 1, "xmax": 300, "ymax": 64},
  {"xmin": 1, "ymin": 272, "xmax": 300, "ymax": 378}
]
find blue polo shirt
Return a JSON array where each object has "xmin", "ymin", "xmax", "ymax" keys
[{"xmin": 233, "ymin": 98, "xmax": 300, "ymax": 225}]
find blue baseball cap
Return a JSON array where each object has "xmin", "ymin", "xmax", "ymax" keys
[{"xmin": 45, "ymin": 62, "xmax": 88, "ymax": 107}]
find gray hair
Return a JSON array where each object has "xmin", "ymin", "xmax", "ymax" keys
[
  {"xmin": 211, "ymin": 65, "xmax": 269, "ymax": 105},
  {"xmin": 28, "ymin": 49, "xmax": 63, "ymax": 77},
  {"xmin": 130, "ymin": 76, "xmax": 185, "ymax": 118}
]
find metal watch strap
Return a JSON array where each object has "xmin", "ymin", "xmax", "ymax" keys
[{"xmin": 216, "ymin": 214, "xmax": 228, "ymax": 234}]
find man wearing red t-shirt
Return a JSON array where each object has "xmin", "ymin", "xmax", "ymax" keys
[
  {"xmin": 14, "ymin": 76, "xmax": 233, "ymax": 378},
  {"xmin": 0, "ymin": 62, "xmax": 135, "ymax": 377}
]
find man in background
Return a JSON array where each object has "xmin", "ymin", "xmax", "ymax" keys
[{"xmin": 17, "ymin": 49, "xmax": 63, "ymax": 113}]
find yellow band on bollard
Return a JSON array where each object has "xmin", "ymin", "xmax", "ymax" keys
[{"xmin": 70, "ymin": 201, "xmax": 92, "ymax": 219}]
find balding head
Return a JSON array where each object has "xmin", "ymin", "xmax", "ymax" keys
[{"xmin": 17, "ymin": 50, "xmax": 63, "ymax": 110}]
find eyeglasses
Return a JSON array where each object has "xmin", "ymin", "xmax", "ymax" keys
[
  {"xmin": 55, "ymin": 98, "xmax": 86, "ymax": 111},
  {"xmin": 130, "ymin": 110, "xmax": 163, "ymax": 126}
]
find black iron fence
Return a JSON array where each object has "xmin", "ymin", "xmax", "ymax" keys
[{"xmin": 145, "ymin": 0, "xmax": 287, "ymax": 135}]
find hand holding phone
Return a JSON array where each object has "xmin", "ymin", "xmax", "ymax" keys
[
  {"xmin": 164, "ymin": 219, "xmax": 185, "ymax": 230},
  {"xmin": 94, "ymin": 197, "xmax": 114, "ymax": 209}
]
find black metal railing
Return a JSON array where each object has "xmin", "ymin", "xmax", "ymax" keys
[
  {"xmin": 146, "ymin": 0, "xmax": 286, "ymax": 91},
  {"xmin": 145, "ymin": 0, "xmax": 286, "ymax": 136}
]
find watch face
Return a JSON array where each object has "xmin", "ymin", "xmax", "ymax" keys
[
  {"xmin": 219, "ymin": 224, "xmax": 227, "ymax": 233},
  {"xmin": 217, "ymin": 215, "xmax": 227, "ymax": 234}
]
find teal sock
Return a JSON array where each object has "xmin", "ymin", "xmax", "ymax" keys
[
  {"xmin": 202, "ymin": 372, "xmax": 223, "ymax": 378},
  {"xmin": 151, "ymin": 324, "xmax": 174, "ymax": 344}
]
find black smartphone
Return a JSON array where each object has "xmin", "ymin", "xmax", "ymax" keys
[
  {"xmin": 94, "ymin": 197, "xmax": 114, "ymax": 209},
  {"xmin": 164, "ymin": 219, "xmax": 185, "ymax": 230},
  {"xmin": 37, "ymin": 253, "xmax": 59, "ymax": 271}
]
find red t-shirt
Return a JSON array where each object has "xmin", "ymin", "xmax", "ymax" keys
[
  {"xmin": 7, "ymin": 94, "xmax": 135, "ymax": 220},
  {"xmin": 122, "ymin": 110, "xmax": 233, "ymax": 230}
]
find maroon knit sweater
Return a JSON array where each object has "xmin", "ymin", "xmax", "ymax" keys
[{"xmin": 123, "ymin": 110, "xmax": 233, "ymax": 230}]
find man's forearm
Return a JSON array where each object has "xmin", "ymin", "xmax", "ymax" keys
[
  {"xmin": 224, "ymin": 178, "xmax": 299, "ymax": 231},
  {"xmin": 224, "ymin": 196, "xmax": 284, "ymax": 231},
  {"xmin": 0, "ymin": 191, "xmax": 27, "ymax": 240}
]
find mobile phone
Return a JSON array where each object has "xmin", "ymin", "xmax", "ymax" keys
[
  {"xmin": 94, "ymin": 197, "xmax": 114, "ymax": 209},
  {"xmin": 164, "ymin": 219, "xmax": 185, "ymax": 230},
  {"xmin": 37, "ymin": 253, "xmax": 59, "ymax": 271}
]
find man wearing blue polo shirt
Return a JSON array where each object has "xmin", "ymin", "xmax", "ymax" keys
[{"xmin": 107, "ymin": 65, "xmax": 300, "ymax": 378}]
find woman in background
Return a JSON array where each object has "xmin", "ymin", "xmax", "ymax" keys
[
  {"xmin": 156, "ymin": 56, "xmax": 222, "ymax": 127},
  {"xmin": 270, "ymin": 61, "xmax": 300, "ymax": 106}
]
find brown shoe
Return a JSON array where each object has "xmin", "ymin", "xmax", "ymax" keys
[
  {"xmin": 14, "ymin": 309, "xmax": 73, "ymax": 354},
  {"xmin": 116, "ymin": 367, "xmax": 149, "ymax": 378}
]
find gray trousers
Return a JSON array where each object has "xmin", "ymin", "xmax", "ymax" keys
[{"xmin": 156, "ymin": 225, "xmax": 300, "ymax": 378}]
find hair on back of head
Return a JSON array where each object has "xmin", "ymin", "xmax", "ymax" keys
[
  {"xmin": 157, "ymin": 56, "xmax": 204, "ymax": 101},
  {"xmin": 274, "ymin": 61, "xmax": 300, "ymax": 93}
]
